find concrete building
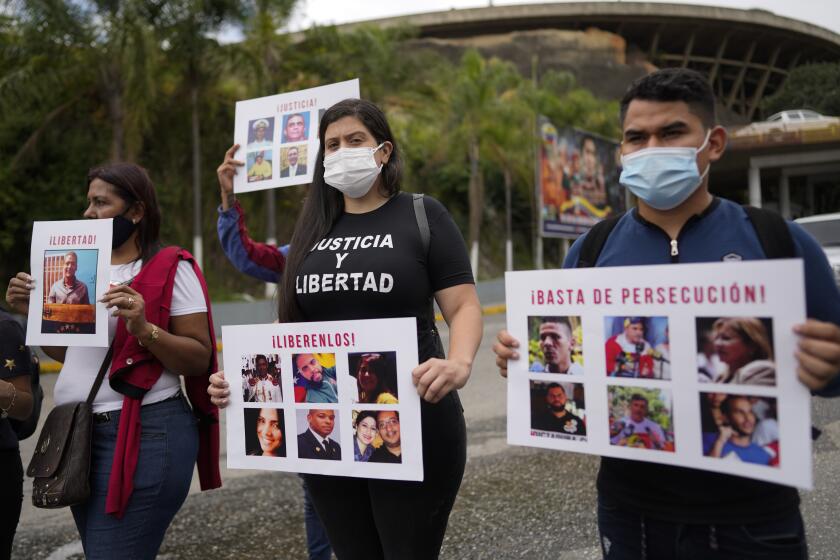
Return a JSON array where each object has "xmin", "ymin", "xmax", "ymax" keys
[{"xmin": 331, "ymin": 2, "xmax": 840, "ymax": 215}]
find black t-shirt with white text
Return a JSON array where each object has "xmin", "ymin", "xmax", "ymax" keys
[{"xmin": 296, "ymin": 193, "xmax": 473, "ymax": 361}]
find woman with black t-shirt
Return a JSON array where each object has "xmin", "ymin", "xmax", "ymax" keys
[{"xmin": 210, "ymin": 98, "xmax": 483, "ymax": 559}]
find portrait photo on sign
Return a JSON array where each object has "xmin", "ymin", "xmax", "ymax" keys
[
  {"xmin": 529, "ymin": 380, "xmax": 587, "ymax": 440},
  {"xmin": 281, "ymin": 112, "xmax": 310, "ymax": 143},
  {"xmin": 368, "ymin": 410, "xmax": 402, "ymax": 464},
  {"xmin": 699, "ymin": 392, "xmax": 779, "ymax": 467},
  {"xmin": 241, "ymin": 353, "xmax": 282, "ymax": 403},
  {"xmin": 349, "ymin": 351, "xmax": 398, "ymax": 404},
  {"xmin": 695, "ymin": 317, "xmax": 775, "ymax": 386},
  {"xmin": 293, "ymin": 352, "xmax": 339, "ymax": 404},
  {"xmin": 352, "ymin": 409, "xmax": 390, "ymax": 463},
  {"xmin": 279, "ymin": 145, "xmax": 308, "ymax": 178},
  {"xmin": 41, "ymin": 249, "xmax": 97, "ymax": 334},
  {"xmin": 246, "ymin": 150, "xmax": 273, "ymax": 183},
  {"xmin": 608, "ymin": 386, "xmax": 675, "ymax": 452},
  {"xmin": 244, "ymin": 407, "xmax": 286, "ymax": 457},
  {"xmin": 603, "ymin": 316, "xmax": 670, "ymax": 380},
  {"xmin": 247, "ymin": 117, "xmax": 274, "ymax": 150},
  {"xmin": 527, "ymin": 315, "xmax": 583, "ymax": 375},
  {"xmin": 296, "ymin": 408, "xmax": 341, "ymax": 461}
]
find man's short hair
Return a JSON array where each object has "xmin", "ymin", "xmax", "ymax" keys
[
  {"xmin": 720, "ymin": 395, "xmax": 749, "ymax": 417},
  {"xmin": 630, "ymin": 393, "xmax": 648, "ymax": 405},
  {"xmin": 64, "ymin": 251, "xmax": 78, "ymax": 261},
  {"xmin": 619, "ymin": 68, "xmax": 717, "ymax": 128},
  {"xmin": 546, "ymin": 382, "xmax": 565, "ymax": 394},
  {"xmin": 255, "ymin": 354, "xmax": 267, "ymax": 364},
  {"xmin": 541, "ymin": 316, "xmax": 573, "ymax": 335}
]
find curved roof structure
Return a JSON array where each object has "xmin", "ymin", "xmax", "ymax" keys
[{"xmin": 340, "ymin": 2, "xmax": 840, "ymax": 120}]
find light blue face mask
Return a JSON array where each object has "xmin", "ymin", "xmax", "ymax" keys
[{"xmin": 619, "ymin": 131, "xmax": 711, "ymax": 210}]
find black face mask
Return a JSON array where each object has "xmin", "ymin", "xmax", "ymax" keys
[{"xmin": 112, "ymin": 214, "xmax": 138, "ymax": 249}]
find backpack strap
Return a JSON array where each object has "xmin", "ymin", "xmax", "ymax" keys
[
  {"xmin": 412, "ymin": 193, "xmax": 430, "ymax": 256},
  {"xmin": 742, "ymin": 206, "xmax": 796, "ymax": 260},
  {"xmin": 576, "ymin": 214, "xmax": 624, "ymax": 268}
]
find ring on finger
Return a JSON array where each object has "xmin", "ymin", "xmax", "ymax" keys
[{"xmin": 127, "ymin": 297, "xmax": 135, "ymax": 307}]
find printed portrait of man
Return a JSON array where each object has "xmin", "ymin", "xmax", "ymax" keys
[
  {"xmin": 531, "ymin": 382, "xmax": 587, "ymax": 437},
  {"xmin": 610, "ymin": 393, "xmax": 667, "ymax": 450},
  {"xmin": 280, "ymin": 146, "xmax": 307, "ymax": 177},
  {"xmin": 47, "ymin": 251, "xmax": 89, "ymax": 305},
  {"xmin": 293, "ymin": 353, "xmax": 338, "ymax": 403},
  {"xmin": 370, "ymin": 410, "xmax": 402, "ymax": 464},
  {"xmin": 282, "ymin": 113, "xmax": 308, "ymax": 143},
  {"xmin": 298, "ymin": 409, "xmax": 341, "ymax": 460},
  {"xmin": 247, "ymin": 117, "xmax": 274, "ymax": 150},
  {"xmin": 529, "ymin": 316, "xmax": 583, "ymax": 375}
]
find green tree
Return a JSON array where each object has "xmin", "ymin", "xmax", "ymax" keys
[
  {"xmin": 762, "ymin": 63, "xmax": 840, "ymax": 117},
  {"xmin": 1, "ymin": 0, "xmax": 158, "ymax": 163}
]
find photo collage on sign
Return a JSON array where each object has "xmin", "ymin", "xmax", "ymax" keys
[
  {"xmin": 695, "ymin": 316, "xmax": 780, "ymax": 468},
  {"xmin": 245, "ymin": 117, "xmax": 275, "ymax": 183},
  {"xmin": 527, "ymin": 315, "xmax": 587, "ymax": 442},
  {"xmin": 241, "ymin": 350, "xmax": 403, "ymax": 464},
  {"xmin": 603, "ymin": 316, "xmax": 676, "ymax": 453}
]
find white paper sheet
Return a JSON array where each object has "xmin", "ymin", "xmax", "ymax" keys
[
  {"xmin": 223, "ymin": 317, "xmax": 423, "ymax": 481},
  {"xmin": 233, "ymin": 79, "xmax": 361, "ymax": 194},
  {"xmin": 506, "ymin": 260, "xmax": 812, "ymax": 489},
  {"xmin": 26, "ymin": 219, "xmax": 112, "ymax": 347}
]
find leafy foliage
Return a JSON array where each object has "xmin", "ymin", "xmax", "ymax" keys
[
  {"xmin": 762, "ymin": 63, "xmax": 840, "ymax": 117},
  {"xmin": 0, "ymin": 4, "xmax": 620, "ymax": 296}
]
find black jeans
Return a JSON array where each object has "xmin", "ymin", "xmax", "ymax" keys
[
  {"xmin": 598, "ymin": 496, "xmax": 808, "ymax": 560},
  {"xmin": 0, "ymin": 449, "xmax": 23, "ymax": 560},
  {"xmin": 305, "ymin": 391, "xmax": 467, "ymax": 560}
]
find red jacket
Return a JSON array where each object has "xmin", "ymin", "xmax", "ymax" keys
[{"xmin": 106, "ymin": 247, "xmax": 221, "ymax": 518}]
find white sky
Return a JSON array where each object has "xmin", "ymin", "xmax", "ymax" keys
[{"xmin": 286, "ymin": 0, "xmax": 840, "ymax": 35}]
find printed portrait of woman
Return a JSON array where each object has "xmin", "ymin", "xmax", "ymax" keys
[
  {"xmin": 349, "ymin": 352, "xmax": 398, "ymax": 404},
  {"xmin": 353, "ymin": 410, "xmax": 379, "ymax": 462},
  {"xmin": 699, "ymin": 317, "xmax": 775, "ymax": 386},
  {"xmin": 244, "ymin": 407, "xmax": 286, "ymax": 457}
]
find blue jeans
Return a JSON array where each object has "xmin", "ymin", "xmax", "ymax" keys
[
  {"xmin": 598, "ymin": 497, "xmax": 808, "ymax": 560},
  {"xmin": 302, "ymin": 476, "xmax": 332, "ymax": 560},
  {"xmin": 71, "ymin": 396, "xmax": 198, "ymax": 560}
]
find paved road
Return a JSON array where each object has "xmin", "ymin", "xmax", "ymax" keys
[{"xmin": 13, "ymin": 313, "xmax": 840, "ymax": 559}]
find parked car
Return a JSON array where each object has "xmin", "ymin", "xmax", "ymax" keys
[
  {"xmin": 796, "ymin": 213, "xmax": 840, "ymax": 286},
  {"xmin": 732, "ymin": 110, "xmax": 840, "ymax": 137}
]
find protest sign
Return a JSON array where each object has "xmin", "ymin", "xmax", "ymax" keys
[
  {"xmin": 27, "ymin": 219, "xmax": 112, "ymax": 347},
  {"xmin": 506, "ymin": 260, "xmax": 812, "ymax": 488},
  {"xmin": 223, "ymin": 317, "xmax": 422, "ymax": 481},
  {"xmin": 233, "ymin": 79, "xmax": 361, "ymax": 194}
]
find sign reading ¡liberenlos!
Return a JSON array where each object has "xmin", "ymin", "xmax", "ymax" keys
[
  {"xmin": 506, "ymin": 259, "xmax": 812, "ymax": 489},
  {"xmin": 223, "ymin": 317, "xmax": 423, "ymax": 481}
]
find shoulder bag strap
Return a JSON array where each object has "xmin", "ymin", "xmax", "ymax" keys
[
  {"xmin": 412, "ymin": 193, "xmax": 431, "ymax": 256},
  {"xmin": 576, "ymin": 214, "xmax": 624, "ymax": 268},
  {"xmin": 85, "ymin": 344, "xmax": 115, "ymax": 407},
  {"xmin": 742, "ymin": 206, "xmax": 796, "ymax": 260}
]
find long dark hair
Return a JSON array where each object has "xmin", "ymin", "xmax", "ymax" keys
[
  {"xmin": 87, "ymin": 163, "xmax": 162, "ymax": 263},
  {"xmin": 278, "ymin": 99, "xmax": 403, "ymax": 323}
]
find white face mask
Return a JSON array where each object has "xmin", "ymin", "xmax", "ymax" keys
[{"xmin": 323, "ymin": 143, "xmax": 385, "ymax": 199}]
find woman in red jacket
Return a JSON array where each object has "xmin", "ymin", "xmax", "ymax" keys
[{"xmin": 6, "ymin": 163, "xmax": 220, "ymax": 559}]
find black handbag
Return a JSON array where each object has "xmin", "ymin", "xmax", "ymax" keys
[{"xmin": 27, "ymin": 345, "xmax": 113, "ymax": 509}]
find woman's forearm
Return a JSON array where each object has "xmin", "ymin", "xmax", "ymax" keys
[
  {"xmin": 143, "ymin": 328, "xmax": 212, "ymax": 376},
  {"xmin": 446, "ymin": 300, "xmax": 483, "ymax": 371},
  {"xmin": 1, "ymin": 377, "xmax": 33, "ymax": 421}
]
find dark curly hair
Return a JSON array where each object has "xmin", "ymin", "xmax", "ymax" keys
[{"xmin": 619, "ymin": 68, "xmax": 716, "ymax": 128}]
